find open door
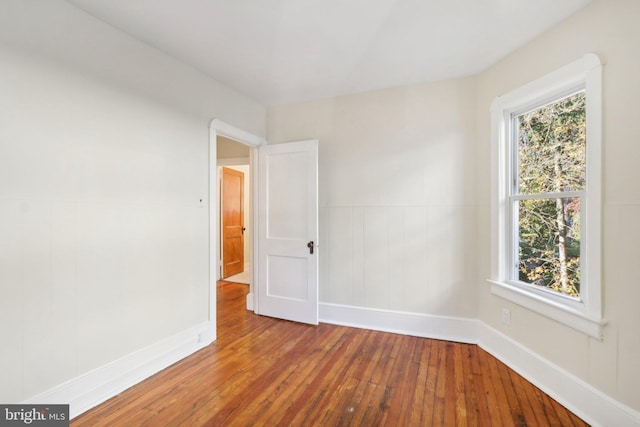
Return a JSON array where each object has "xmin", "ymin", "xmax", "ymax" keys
[{"xmin": 257, "ymin": 140, "xmax": 318, "ymax": 325}]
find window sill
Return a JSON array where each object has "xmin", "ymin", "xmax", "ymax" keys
[{"xmin": 487, "ymin": 279, "xmax": 606, "ymax": 340}]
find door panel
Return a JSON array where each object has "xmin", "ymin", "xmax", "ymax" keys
[
  {"xmin": 267, "ymin": 256, "xmax": 308, "ymax": 300},
  {"xmin": 266, "ymin": 151, "xmax": 308, "ymax": 238},
  {"xmin": 222, "ymin": 167, "xmax": 244, "ymax": 278},
  {"xmin": 257, "ymin": 140, "xmax": 318, "ymax": 325}
]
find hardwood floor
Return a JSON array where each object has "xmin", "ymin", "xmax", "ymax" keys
[{"xmin": 71, "ymin": 281, "xmax": 588, "ymax": 426}]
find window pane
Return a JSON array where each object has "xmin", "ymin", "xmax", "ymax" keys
[
  {"xmin": 517, "ymin": 92, "xmax": 586, "ymax": 194},
  {"xmin": 517, "ymin": 197, "xmax": 581, "ymax": 297}
]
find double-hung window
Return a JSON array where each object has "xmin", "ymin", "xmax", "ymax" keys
[{"xmin": 489, "ymin": 54, "xmax": 605, "ymax": 339}]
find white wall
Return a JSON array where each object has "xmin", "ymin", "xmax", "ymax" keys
[
  {"xmin": 268, "ymin": 78, "xmax": 478, "ymax": 317},
  {"xmin": 0, "ymin": 0, "xmax": 264, "ymax": 403},
  {"xmin": 475, "ymin": 0, "xmax": 640, "ymax": 412}
]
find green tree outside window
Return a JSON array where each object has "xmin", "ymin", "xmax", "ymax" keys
[{"xmin": 515, "ymin": 92, "xmax": 585, "ymax": 297}]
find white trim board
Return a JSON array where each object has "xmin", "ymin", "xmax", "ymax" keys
[
  {"xmin": 319, "ymin": 303, "xmax": 479, "ymax": 344},
  {"xmin": 24, "ymin": 321, "xmax": 215, "ymax": 419},
  {"xmin": 320, "ymin": 302, "xmax": 640, "ymax": 427},
  {"xmin": 246, "ymin": 292, "xmax": 254, "ymax": 311},
  {"xmin": 210, "ymin": 119, "xmax": 265, "ymax": 147}
]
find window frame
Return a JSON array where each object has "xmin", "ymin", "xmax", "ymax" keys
[{"xmin": 488, "ymin": 54, "xmax": 606, "ymax": 340}]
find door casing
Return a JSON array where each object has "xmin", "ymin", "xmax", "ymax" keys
[{"xmin": 209, "ymin": 119, "xmax": 265, "ymax": 340}]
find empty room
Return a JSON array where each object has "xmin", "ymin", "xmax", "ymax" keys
[{"xmin": 1, "ymin": 0, "xmax": 639, "ymax": 425}]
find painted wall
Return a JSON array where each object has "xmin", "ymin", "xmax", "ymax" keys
[
  {"xmin": 217, "ymin": 136, "xmax": 251, "ymax": 159},
  {"xmin": 0, "ymin": 0, "xmax": 264, "ymax": 402},
  {"xmin": 475, "ymin": 0, "xmax": 640, "ymax": 412},
  {"xmin": 268, "ymin": 78, "xmax": 478, "ymax": 317}
]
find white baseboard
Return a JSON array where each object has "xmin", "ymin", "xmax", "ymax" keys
[
  {"xmin": 23, "ymin": 321, "xmax": 216, "ymax": 420},
  {"xmin": 320, "ymin": 302, "xmax": 640, "ymax": 427},
  {"xmin": 477, "ymin": 323, "xmax": 640, "ymax": 427},
  {"xmin": 246, "ymin": 292, "xmax": 254, "ymax": 311},
  {"xmin": 319, "ymin": 302, "xmax": 479, "ymax": 344}
]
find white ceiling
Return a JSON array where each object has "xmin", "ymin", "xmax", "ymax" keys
[{"xmin": 66, "ymin": 0, "xmax": 591, "ymax": 106}]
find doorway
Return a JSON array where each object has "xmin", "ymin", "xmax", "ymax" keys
[
  {"xmin": 209, "ymin": 120, "xmax": 264, "ymax": 332},
  {"xmin": 208, "ymin": 120, "xmax": 319, "ymax": 338},
  {"xmin": 216, "ymin": 136, "xmax": 253, "ymax": 284}
]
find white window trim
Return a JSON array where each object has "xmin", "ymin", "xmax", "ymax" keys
[{"xmin": 488, "ymin": 54, "xmax": 606, "ymax": 340}]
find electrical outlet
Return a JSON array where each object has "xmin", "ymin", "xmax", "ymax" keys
[{"xmin": 501, "ymin": 308, "xmax": 511, "ymax": 325}]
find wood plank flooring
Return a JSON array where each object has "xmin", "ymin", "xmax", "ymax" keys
[{"xmin": 71, "ymin": 281, "xmax": 589, "ymax": 426}]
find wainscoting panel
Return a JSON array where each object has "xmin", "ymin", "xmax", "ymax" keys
[{"xmin": 321, "ymin": 205, "xmax": 477, "ymax": 318}]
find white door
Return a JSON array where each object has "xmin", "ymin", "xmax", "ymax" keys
[{"xmin": 257, "ymin": 140, "xmax": 318, "ymax": 325}]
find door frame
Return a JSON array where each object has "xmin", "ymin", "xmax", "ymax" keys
[{"xmin": 209, "ymin": 119, "xmax": 265, "ymax": 339}]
